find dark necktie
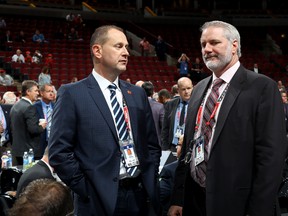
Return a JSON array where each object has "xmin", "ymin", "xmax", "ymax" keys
[
  {"xmin": 108, "ymin": 84, "xmax": 139, "ymax": 177},
  {"xmin": 179, "ymin": 101, "xmax": 187, "ymax": 126},
  {"xmin": 196, "ymin": 78, "xmax": 224, "ymax": 186},
  {"xmin": 108, "ymin": 84, "xmax": 129, "ymax": 140},
  {"xmin": 46, "ymin": 105, "xmax": 52, "ymax": 140}
]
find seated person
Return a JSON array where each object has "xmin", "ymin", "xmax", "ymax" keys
[
  {"xmin": 0, "ymin": 69, "xmax": 14, "ymax": 86},
  {"xmin": 159, "ymin": 134, "xmax": 183, "ymax": 216},
  {"xmin": 9, "ymin": 179, "xmax": 73, "ymax": 216},
  {"xmin": 11, "ymin": 49, "xmax": 25, "ymax": 63},
  {"xmin": 25, "ymin": 51, "xmax": 32, "ymax": 64},
  {"xmin": 32, "ymin": 50, "xmax": 43, "ymax": 64},
  {"xmin": 16, "ymin": 147, "xmax": 58, "ymax": 198},
  {"xmin": 32, "ymin": 29, "xmax": 48, "ymax": 43},
  {"xmin": 67, "ymin": 27, "xmax": 83, "ymax": 41}
]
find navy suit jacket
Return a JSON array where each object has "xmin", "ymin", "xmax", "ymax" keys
[
  {"xmin": 34, "ymin": 100, "xmax": 54, "ymax": 155},
  {"xmin": 159, "ymin": 160, "xmax": 178, "ymax": 215},
  {"xmin": 161, "ymin": 97, "xmax": 180, "ymax": 150},
  {"xmin": 49, "ymin": 74, "xmax": 161, "ymax": 216},
  {"xmin": 171, "ymin": 65, "xmax": 287, "ymax": 216}
]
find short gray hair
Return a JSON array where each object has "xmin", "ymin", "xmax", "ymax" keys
[
  {"xmin": 3, "ymin": 91, "xmax": 17, "ymax": 104},
  {"xmin": 200, "ymin": 20, "xmax": 241, "ymax": 57}
]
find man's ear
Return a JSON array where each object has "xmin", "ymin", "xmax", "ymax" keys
[{"xmin": 92, "ymin": 44, "xmax": 102, "ymax": 59}]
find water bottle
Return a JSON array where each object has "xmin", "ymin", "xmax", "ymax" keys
[
  {"xmin": 6, "ymin": 150, "xmax": 12, "ymax": 168},
  {"xmin": 28, "ymin": 148, "xmax": 34, "ymax": 165},
  {"xmin": 23, "ymin": 151, "xmax": 29, "ymax": 171},
  {"xmin": 1, "ymin": 152, "xmax": 8, "ymax": 169}
]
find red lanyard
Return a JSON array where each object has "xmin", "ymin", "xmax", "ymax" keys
[
  {"xmin": 123, "ymin": 100, "xmax": 131, "ymax": 132},
  {"xmin": 195, "ymin": 83, "xmax": 229, "ymax": 131}
]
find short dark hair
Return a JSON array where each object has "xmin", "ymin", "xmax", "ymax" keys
[
  {"xmin": 9, "ymin": 179, "xmax": 74, "ymax": 216},
  {"xmin": 142, "ymin": 81, "xmax": 154, "ymax": 97},
  {"xmin": 21, "ymin": 80, "xmax": 38, "ymax": 96},
  {"xmin": 158, "ymin": 88, "xmax": 171, "ymax": 99},
  {"xmin": 90, "ymin": 25, "xmax": 124, "ymax": 63},
  {"xmin": 171, "ymin": 84, "xmax": 178, "ymax": 96}
]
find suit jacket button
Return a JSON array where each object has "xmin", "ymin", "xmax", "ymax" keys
[{"xmin": 113, "ymin": 177, "xmax": 118, "ymax": 182}]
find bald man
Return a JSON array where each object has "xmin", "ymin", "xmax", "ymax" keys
[{"xmin": 161, "ymin": 77, "xmax": 193, "ymax": 151}]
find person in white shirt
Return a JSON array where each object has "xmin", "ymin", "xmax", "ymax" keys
[{"xmin": 11, "ymin": 49, "xmax": 25, "ymax": 63}]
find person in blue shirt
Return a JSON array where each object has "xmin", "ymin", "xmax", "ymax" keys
[{"xmin": 177, "ymin": 53, "xmax": 190, "ymax": 78}]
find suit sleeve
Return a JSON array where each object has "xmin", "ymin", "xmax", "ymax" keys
[
  {"xmin": 161, "ymin": 103, "xmax": 171, "ymax": 150},
  {"xmin": 143, "ymin": 93, "xmax": 161, "ymax": 173},
  {"xmin": 159, "ymin": 166, "xmax": 174, "ymax": 208},
  {"xmin": 159, "ymin": 104, "xmax": 165, "ymax": 134},
  {"xmin": 247, "ymin": 80, "xmax": 288, "ymax": 215},
  {"xmin": 25, "ymin": 105, "xmax": 44, "ymax": 134},
  {"xmin": 48, "ymin": 86, "xmax": 88, "ymax": 199}
]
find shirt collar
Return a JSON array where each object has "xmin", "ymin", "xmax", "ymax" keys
[
  {"xmin": 212, "ymin": 61, "xmax": 240, "ymax": 84},
  {"xmin": 92, "ymin": 69, "xmax": 120, "ymax": 91},
  {"xmin": 22, "ymin": 96, "xmax": 33, "ymax": 105},
  {"xmin": 41, "ymin": 100, "xmax": 51, "ymax": 108},
  {"xmin": 41, "ymin": 159, "xmax": 54, "ymax": 176}
]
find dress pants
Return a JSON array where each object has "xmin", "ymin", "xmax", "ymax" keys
[
  {"xmin": 113, "ymin": 176, "xmax": 148, "ymax": 216},
  {"xmin": 183, "ymin": 177, "xmax": 206, "ymax": 216}
]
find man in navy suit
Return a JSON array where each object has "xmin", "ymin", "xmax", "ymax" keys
[
  {"xmin": 142, "ymin": 81, "xmax": 164, "ymax": 146},
  {"xmin": 161, "ymin": 77, "xmax": 193, "ymax": 151},
  {"xmin": 168, "ymin": 21, "xmax": 287, "ymax": 216},
  {"xmin": 48, "ymin": 25, "xmax": 161, "ymax": 216},
  {"xmin": 34, "ymin": 84, "xmax": 55, "ymax": 156}
]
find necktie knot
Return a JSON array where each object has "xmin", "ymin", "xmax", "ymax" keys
[
  {"xmin": 108, "ymin": 84, "xmax": 117, "ymax": 92},
  {"xmin": 212, "ymin": 78, "xmax": 224, "ymax": 91}
]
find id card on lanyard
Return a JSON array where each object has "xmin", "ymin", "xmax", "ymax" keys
[
  {"xmin": 119, "ymin": 100, "xmax": 140, "ymax": 168},
  {"xmin": 190, "ymin": 83, "xmax": 229, "ymax": 166}
]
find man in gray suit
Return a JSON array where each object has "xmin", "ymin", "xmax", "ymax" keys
[
  {"xmin": 142, "ymin": 81, "xmax": 164, "ymax": 146},
  {"xmin": 10, "ymin": 80, "xmax": 47, "ymax": 165}
]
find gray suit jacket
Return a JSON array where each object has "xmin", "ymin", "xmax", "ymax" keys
[
  {"xmin": 16, "ymin": 160, "xmax": 55, "ymax": 197},
  {"xmin": 10, "ymin": 98, "xmax": 44, "ymax": 158},
  {"xmin": 148, "ymin": 97, "xmax": 164, "ymax": 146}
]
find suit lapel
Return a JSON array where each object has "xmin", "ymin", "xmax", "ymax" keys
[
  {"xmin": 171, "ymin": 98, "xmax": 180, "ymax": 127},
  {"xmin": 185, "ymin": 77, "xmax": 212, "ymax": 146},
  {"xmin": 85, "ymin": 74, "xmax": 118, "ymax": 140},
  {"xmin": 211, "ymin": 65, "xmax": 247, "ymax": 150}
]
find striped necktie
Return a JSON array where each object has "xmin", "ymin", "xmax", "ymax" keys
[
  {"xmin": 195, "ymin": 78, "xmax": 224, "ymax": 187},
  {"xmin": 46, "ymin": 105, "xmax": 52, "ymax": 140},
  {"xmin": 108, "ymin": 84, "xmax": 129, "ymax": 140},
  {"xmin": 108, "ymin": 84, "xmax": 139, "ymax": 178}
]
